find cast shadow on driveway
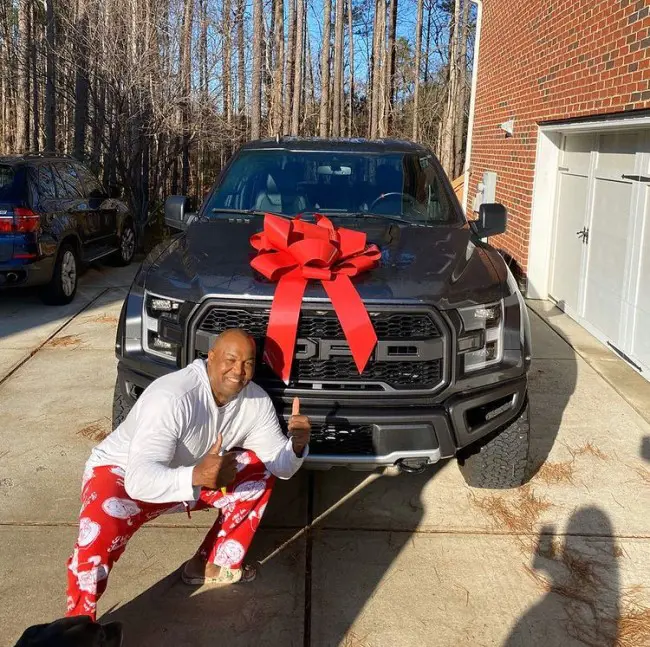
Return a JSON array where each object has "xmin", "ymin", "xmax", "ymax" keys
[{"xmin": 504, "ymin": 507, "xmax": 620, "ymax": 647}]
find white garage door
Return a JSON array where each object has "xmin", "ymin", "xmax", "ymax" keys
[{"xmin": 550, "ymin": 129, "xmax": 650, "ymax": 380}]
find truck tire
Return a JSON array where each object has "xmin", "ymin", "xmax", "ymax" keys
[
  {"xmin": 457, "ymin": 401, "xmax": 531, "ymax": 489},
  {"xmin": 112, "ymin": 377, "xmax": 134, "ymax": 429}
]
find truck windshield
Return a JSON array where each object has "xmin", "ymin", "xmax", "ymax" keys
[{"xmin": 204, "ymin": 150, "xmax": 460, "ymax": 226}]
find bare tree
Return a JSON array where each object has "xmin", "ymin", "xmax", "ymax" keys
[
  {"xmin": 270, "ymin": 0, "xmax": 284, "ymax": 135},
  {"xmin": 237, "ymin": 0, "xmax": 245, "ymax": 116},
  {"xmin": 180, "ymin": 0, "xmax": 193, "ymax": 194},
  {"xmin": 332, "ymin": 0, "xmax": 344, "ymax": 136},
  {"xmin": 251, "ymin": 0, "xmax": 263, "ymax": 139},
  {"xmin": 290, "ymin": 0, "xmax": 304, "ymax": 135},
  {"xmin": 223, "ymin": 0, "xmax": 233, "ymax": 125},
  {"xmin": 385, "ymin": 0, "xmax": 397, "ymax": 132},
  {"xmin": 283, "ymin": 0, "xmax": 295, "ymax": 134},
  {"xmin": 318, "ymin": 0, "xmax": 331, "ymax": 137},
  {"xmin": 347, "ymin": 0, "xmax": 354, "ymax": 136},
  {"xmin": 44, "ymin": 0, "xmax": 56, "ymax": 150},
  {"xmin": 412, "ymin": 0, "xmax": 423, "ymax": 140},
  {"xmin": 73, "ymin": 0, "xmax": 89, "ymax": 159}
]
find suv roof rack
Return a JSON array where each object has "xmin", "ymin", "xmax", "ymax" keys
[{"xmin": 21, "ymin": 151, "xmax": 74, "ymax": 159}]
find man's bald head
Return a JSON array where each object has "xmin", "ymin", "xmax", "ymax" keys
[
  {"xmin": 211, "ymin": 328, "xmax": 256, "ymax": 354},
  {"xmin": 206, "ymin": 329, "xmax": 257, "ymax": 406}
]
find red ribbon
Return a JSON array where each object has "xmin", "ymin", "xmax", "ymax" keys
[{"xmin": 250, "ymin": 213, "xmax": 381, "ymax": 384}]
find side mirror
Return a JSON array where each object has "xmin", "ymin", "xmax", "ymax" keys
[
  {"xmin": 164, "ymin": 195, "xmax": 196, "ymax": 231},
  {"xmin": 108, "ymin": 184, "xmax": 123, "ymax": 199},
  {"xmin": 475, "ymin": 203, "xmax": 507, "ymax": 238}
]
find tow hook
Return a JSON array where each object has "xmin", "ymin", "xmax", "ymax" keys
[{"xmin": 396, "ymin": 458, "xmax": 429, "ymax": 474}]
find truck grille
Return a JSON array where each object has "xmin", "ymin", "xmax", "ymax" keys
[{"xmin": 191, "ymin": 302, "xmax": 447, "ymax": 392}]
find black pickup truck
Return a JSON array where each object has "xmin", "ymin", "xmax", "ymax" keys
[{"xmin": 113, "ymin": 138, "xmax": 533, "ymax": 488}]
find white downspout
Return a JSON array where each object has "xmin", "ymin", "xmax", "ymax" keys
[{"xmin": 462, "ymin": 0, "xmax": 483, "ymax": 215}]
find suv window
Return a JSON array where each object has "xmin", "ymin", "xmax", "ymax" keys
[
  {"xmin": 53, "ymin": 162, "xmax": 84, "ymax": 199},
  {"xmin": 0, "ymin": 165, "xmax": 19, "ymax": 201},
  {"xmin": 74, "ymin": 163, "xmax": 104, "ymax": 198},
  {"xmin": 35, "ymin": 165, "xmax": 57, "ymax": 199},
  {"xmin": 205, "ymin": 149, "xmax": 459, "ymax": 225}
]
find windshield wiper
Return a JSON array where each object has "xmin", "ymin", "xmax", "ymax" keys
[
  {"xmin": 343, "ymin": 211, "xmax": 421, "ymax": 226},
  {"xmin": 209, "ymin": 208, "xmax": 275, "ymax": 217}
]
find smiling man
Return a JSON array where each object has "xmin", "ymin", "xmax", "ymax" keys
[{"xmin": 66, "ymin": 329, "xmax": 311, "ymax": 620}]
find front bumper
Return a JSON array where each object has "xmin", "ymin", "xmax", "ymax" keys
[{"xmin": 116, "ymin": 357, "xmax": 528, "ymax": 470}]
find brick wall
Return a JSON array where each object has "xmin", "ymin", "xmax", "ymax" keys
[{"xmin": 468, "ymin": 0, "xmax": 650, "ymax": 275}]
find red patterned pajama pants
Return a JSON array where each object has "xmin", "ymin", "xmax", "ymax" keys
[{"xmin": 65, "ymin": 450, "xmax": 274, "ymax": 620}]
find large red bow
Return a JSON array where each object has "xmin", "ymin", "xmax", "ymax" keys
[{"xmin": 250, "ymin": 213, "xmax": 381, "ymax": 384}]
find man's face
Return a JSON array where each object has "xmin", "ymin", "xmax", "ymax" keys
[{"xmin": 207, "ymin": 333, "xmax": 256, "ymax": 405}]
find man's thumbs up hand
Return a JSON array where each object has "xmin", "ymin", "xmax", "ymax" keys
[
  {"xmin": 192, "ymin": 433, "xmax": 237, "ymax": 490},
  {"xmin": 288, "ymin": 397, "xmax": 310, "ymax": 458}
]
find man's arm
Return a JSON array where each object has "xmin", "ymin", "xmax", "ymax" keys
[
  {"xmin": 124, "ymin": 392, "xmax": 198, "ymax": 504},
  {"xmin": 243, "ymin": 395, "xmax": 309, "ymax": 480}
]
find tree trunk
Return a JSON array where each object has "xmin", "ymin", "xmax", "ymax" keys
[
  {"xmin": 16, "ymin": 0, "xmax": 30, "ymax": 152},
  {"xmin": 385, "ymin": 0, "xmax": 397, "ymax": 132},
  {"xmin": 237, "ymin": 0, "xmax": 245, "ymax": 117},
  {"xmin": 318, "ymin": 0, "xmax": 331, "ymax": 137},
  {"xmin": 454, "ymin": 0, "xmax": 470, "ymax": 178},
  {"xmin": 180, "ymin": 0, "xmax": 193, "ymax": 194},
  {"xmin": 31, "ymin": 3, "xmax": 39, "ymax": 152},
  {"xmin": 347, "ymin": 0, "xmax": 354, "ymax": 136},
  {"xmin": 45, "ymin": 0, "xmax": 56, "ymax": 151},
  {"xmin": 376, "ymin": 1, "xmax": 387, "ymax": 137},
  {"xmin": 370, "ymin": 0, "xmax": 382, "ymax": 138},
  {"xmin": 424, "ymin": 0, "xmax": 431, "ymax": 83},
  {"xmin": 270, "ymin": 0, "xmax": 284, "ymax": 135},
  {"xmin": 283, "ymin": 0, "xmax": 295, "ymax": 134},
  {"xmin": 412, "ymin": 0, "xmax": 423, "ymax": 141},
  {"xmin": 73, "ymin": 0, "xmax": 89, "ymax": 160},
  {"xmin": 290, "ymin": 0, "xmax": 304, "ymax": 135},
  {"xmin": 223, "ymin": 0, "xmax": 232, "ymax": 124},
  {"xmin": 251, "ymin": 0, "xmax": 263, "ymax": 139},
  {"xmin": 332, "ymin": 0, "xmax": 344, "ymax": 136}
]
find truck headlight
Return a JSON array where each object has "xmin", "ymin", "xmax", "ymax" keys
[
  {"xmin": 143, "ymin": 291, "xmax": 183, "ymax": 360},
  {"xmin": 457, "ymin": 301, "xmax": 504, "ymax": 373}
]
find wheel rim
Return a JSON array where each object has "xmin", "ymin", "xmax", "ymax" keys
[
  {"xmin": 121, "ymin": 227, "xmax": 135, "ymax": 261},
  {"xmin": 61, "ymin": 251, "xmax": 77, "ymax": 296}
]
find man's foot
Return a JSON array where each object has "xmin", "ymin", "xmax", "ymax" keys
[{"xmin": 181, "ymin": 554, "xmax": 257, "ymax": 586}]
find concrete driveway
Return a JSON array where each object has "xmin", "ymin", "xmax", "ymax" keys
[{"xmin": 1, "ymin": 264, "xmax": 649, "ymax": 647}]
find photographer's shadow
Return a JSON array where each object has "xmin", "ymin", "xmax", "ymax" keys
[{"xmin": 504, "ymin": 507, "xmax": 620, "ymax": 646}]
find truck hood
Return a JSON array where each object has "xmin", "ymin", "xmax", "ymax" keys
[{"xmin": 143, "ymin": 217, "xmax": 505, "ymax": 309}]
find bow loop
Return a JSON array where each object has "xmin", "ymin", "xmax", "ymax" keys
[{"xmin": 249, "ymin": 213, "xmax": 380, "ymax": 383}]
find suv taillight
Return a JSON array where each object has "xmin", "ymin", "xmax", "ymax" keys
[
  {"xmin": 0, "ymin": 208, "xmax": 40, "ymax": 233},
  {"xmin": 13, "ymin": 207, "xmax": 40, "ymax": 233}
]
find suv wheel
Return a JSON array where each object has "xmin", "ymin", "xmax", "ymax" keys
[
  {"xmin": 457, "ymin": 401, "xmax": 531, "ymax": 489},
  {"xmin": 112, "ymin": 221, "xmax": 136, "ymax": 266},
  {"xmin": 39, "ymin": 243, "xmax": 78, "ymax": 305},
  {"xmin": 112, "ymin": 377, "xmax": 135, "ymax": 429}
]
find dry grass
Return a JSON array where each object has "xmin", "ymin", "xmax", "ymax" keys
[
  {"xmin": 617, "ymin": 589, "xmax": 650, "ymax": 647},
  {"xmin": 86, "ymin": 313, "xmax": 118, "ymax": 324},
  {"xmin": 535, "ymin": 459, "xmax": 576, "ymax": 485},
  {"xmin": 471, "ymin": 485, "xmax": 552, "ymax": 534},
  {"xmin": 77, "ymin": 419, "xmax": 111, "ymax": 442},
  {"xmin": 573, "ymin": 442, "xmax": 609, "ymax": 460},
  {"xmin": 48, "ymin": 334, "xmax": 82, "ymax": 348},
  {"xmin": 633, "ymin": 466, "xmax": 650, "ymax": 485},
  {"xmin": 341, "ymin": 632, "xmax": 372, "ymax": 647}
]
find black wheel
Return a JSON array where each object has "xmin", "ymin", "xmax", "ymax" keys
[
  {"xmin": 39, "ymin": 242, "xmax": 79, "ymax": 305},
  {"xmin": 112, "ymin": 377, "xmax": 135, "ymax": 429},
  {"xmin": 111, "ymin": 220, "xmax": 136, "ymax": 266},
  {"xmin": 457, "ymin": 401, "xmax": 532, "ymax": 489}
]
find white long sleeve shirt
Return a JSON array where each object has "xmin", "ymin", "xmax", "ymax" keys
[{"xmin": 86, "ymin": 359, "xmax": 307, "ymax": 504}]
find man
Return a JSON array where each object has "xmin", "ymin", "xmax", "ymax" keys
[{"xmin": 66, "ymin": 329, "xmax": 311, "ymax": 620}]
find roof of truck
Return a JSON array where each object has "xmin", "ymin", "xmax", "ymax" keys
[{"xmin": 240, "ymin": 137, "xmax": 432, "ymax": 154}]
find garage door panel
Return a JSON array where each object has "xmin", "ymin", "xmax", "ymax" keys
[
  {"xmin": 630, "ymin": 185, "xmax": 650, "ymax": 371},
  {"xmin": 550, "ymin": 173, "xmax": 588, "ymax": 313},
  {"xmin": 583, "ymin": 178, "xmax": 634, "ymax": 343},
  {"xmin": 596, "ymin": 132, "xmax": 638, "ymax": 175}
]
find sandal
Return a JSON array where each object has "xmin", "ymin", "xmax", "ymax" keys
[{"xmin": 181, "ymin": 561, "xmax": 257, "ymax": 586}]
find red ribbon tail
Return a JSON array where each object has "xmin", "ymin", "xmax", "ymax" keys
[
  {"xmin": 264, "ymin": 272, "xmax": 306, "ymax": 384},
  {"xmin": 323, "ymin": 275, "xmax": 378, "ymax": 373}
]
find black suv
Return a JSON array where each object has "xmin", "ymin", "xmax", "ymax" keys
[
  {"xmin": 0, "ymin": 154, "xmax": 135, "ymax": 304},
  {"xmin": 113, "ymin": 138, "xmax": 533, "ymax": 488}
]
